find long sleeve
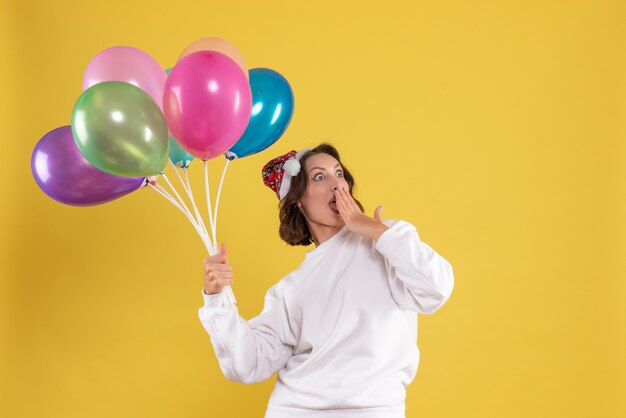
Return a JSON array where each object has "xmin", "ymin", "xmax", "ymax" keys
[
  {"xmin": 198, "ymin": 283, "xmax": 295, "ymax": 384},
  {"xmin": 374, "ymin": 219, "xmax": 455, "ymax": 314}
]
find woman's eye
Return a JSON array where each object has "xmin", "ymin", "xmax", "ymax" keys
[
  {"xmin": 336, "ymin": 170, "xmax": 343, "ymax": 177},
  {"xmin": 313, "ymin": 170, "xmax": 342, "ymax": 181}
]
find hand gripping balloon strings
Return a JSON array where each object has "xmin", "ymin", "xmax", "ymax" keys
[
  {"xmin": 202, "ymin": 159, "xmax": 236, "ymax": 304},
  {"xmin": 148, "ymin": 159, "xmax": 235, "ymax": 304},
  {"xmin": 151, "ymin": 180, "xmax": 237, "ymax": 305}
]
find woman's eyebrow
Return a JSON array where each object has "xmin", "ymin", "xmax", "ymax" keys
[{"xmin": 308, "ymin": 163, "xmax": 341, "ymax": 174}]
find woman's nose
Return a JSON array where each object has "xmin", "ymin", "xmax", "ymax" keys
[{"xmin": 330, "ymin": 176, "xmax": 345, "ymax": 191}]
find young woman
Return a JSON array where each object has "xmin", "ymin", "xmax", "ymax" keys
[{"xmin": 198, "ymin": 143, "xmax": 454, "ymax": 418}]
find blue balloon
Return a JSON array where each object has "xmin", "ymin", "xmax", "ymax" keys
[{"xmin": 225, "ymin": 68, "xmax": 294, "ymax": 160}]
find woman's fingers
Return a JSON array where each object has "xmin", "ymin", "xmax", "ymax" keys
[
  {"xmin": 334, "ymin": 189, "xmax": 346, "ymax": 214},
  {"xmin": 335, "ymin": 195, "xmax": 351, "ymax": 223},
  {"xmin": 204, "ymin": 270, "xmax": 234, "ymax": 294},
  {"xmin": 204, "ymin": 244, "xmax": 233, "ymax": 295},
  {"xmin": 207, "ymin": 274, "xmax": 233, "ymax": 284},
  {"xmin": 203, "ymin": 244, "xmax": 233, "ymax": 294},
  {"xmin": 340, "ymin": 186, "xmax": 361, "ymax": 213},
  {"xmin": 207, "ymin": 270, "xmax": 233, "ymax": 280},
  {"xmin": 335, "ymin": 186, "xmax": 352, "ymax": 213},
  {"xmin": 335, "ymin": 187, "xmax": 357, "ymax": 218},
  {"xmin": 336, "ymin": 194, "xmax": 353, "ymax": 223},
  {"xmin": 204, "ymin": 278, "xmax": 233, "ymax": 295},
  {"xmin": 216, "ymin": 278, "xmax": 233, "ymax": 287},
  {"xmin": 204, "ymin": 262, "xmax": 232, "ymax": 273},
  {"xmin": 204, "ymin": 254, "xmax": 226, "ymax": 263},
  {"xmin": 374, "ymin": 205, "xmax": 384, "ymax": 221}
]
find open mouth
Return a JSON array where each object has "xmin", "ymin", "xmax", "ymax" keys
[{"xmin": 329, "ymin": 199, "xmax": 339, "ymax": 214}]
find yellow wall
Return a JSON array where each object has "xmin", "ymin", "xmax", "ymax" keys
[{"xmin": 2, "ymin": 0, "xmax": 624, "ymax": 416}]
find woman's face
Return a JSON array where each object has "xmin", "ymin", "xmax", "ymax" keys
[{"xmin": 298, "ymin": 153, "xmax": 349, "ymax": 228}]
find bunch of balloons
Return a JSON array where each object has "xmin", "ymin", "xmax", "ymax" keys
[
  {"xmin": 31, "ymin": 38, "xmax": 294, "ymax": 303},
  {"xmin": 32, "ymin": 37, "xmax": 294, "ymax": 206}
]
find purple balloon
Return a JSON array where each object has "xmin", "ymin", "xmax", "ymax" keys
[{"xmin": 31, "ymin": 126, "xmax": 145, "ymax": 206}]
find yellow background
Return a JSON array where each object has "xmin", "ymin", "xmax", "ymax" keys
[{"xmin": 2, "ymin": 0, "xmax": 624, "ymax": 417}]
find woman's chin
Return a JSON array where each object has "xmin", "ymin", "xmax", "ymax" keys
[
  {"xmin": 331, "ymin": 214, "xmax": 344, "ymax": 227},
  {"xmin": 310, "ymin": 208, "xmax": 343, "ymax": 227},
  {"xmin": 330, "ymin": 211, "xmax": 343, "ymax": 223},
  {"xmin": 324, "ymin": 212, "xmax": 343, "ymax": 227}
]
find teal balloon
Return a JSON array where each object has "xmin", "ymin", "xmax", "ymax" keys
[
  {"xmin": 169, "ymin": 136, "xmax": 194, "ymax": 168},
  {"xmin": 165, "ymin": 67, "xmax": 172, "ymax": 76},
  {"xmin": 225, "ymin": 68, "xmax": 294, "ymax": 160}
]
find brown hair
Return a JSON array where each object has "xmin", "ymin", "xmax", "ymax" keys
[{"xmin": 278, "ymin": 143, "xmax": 364, "ymax": 246}]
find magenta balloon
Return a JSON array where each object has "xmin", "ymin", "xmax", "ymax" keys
[
  {"xmin": 31, "ymin": 126, "xmax": 144, "ymax": 206},
  {"xmin": 82, "ymin": 46, "xmax": 166, "ymax": 110},
  {"xmin": 163, "ymin": 51, "xmax": 252, "ymax": 160}
]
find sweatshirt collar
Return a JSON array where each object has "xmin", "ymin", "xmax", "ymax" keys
[{"xmin": 305, "ymin": 224, "xmax": 349, "ymax": 258}]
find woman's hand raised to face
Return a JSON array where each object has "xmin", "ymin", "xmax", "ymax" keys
[
  {"xmin": 334, "ymin": 186, "xmax": 389, "ymax": 241},
  {"xmin": 203, "ymin": 243, "xmax": 234, "ymax": 295}
]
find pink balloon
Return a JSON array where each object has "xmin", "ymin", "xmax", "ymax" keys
[
  {"xmin": 163, "ymin": 51, "xmax": 252, "ymax": 160},
  {"xmin": 82, "ymin": 46, "xmax": 167, "ymax": 110}
]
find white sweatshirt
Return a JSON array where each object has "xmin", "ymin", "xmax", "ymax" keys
[{"xmin": 198, "ymin": 219, "xmax": 454, "ymax": 418}]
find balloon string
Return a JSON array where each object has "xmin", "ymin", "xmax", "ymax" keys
[
  {"xmin": 149, "ymin": 182, "xmax": 182, "ymax": 210},
  {"xmin": 152, "ymin": 183, "xmax": 186, "ymax": 214},
  {"xmin": 154, "ymin": 183, "xmax": 201, "ymax": 233},
  {"xmin": 211, "ymin": 157, "xmax": 236, "ymax": 305},
  {"xmin": 183, "ymin": 168, "xmax": 215, "ymax": 251},
  {"xmin": 168, "ymin": 160, "xmax": 212, "ymax": 250},
  {"xmin": 203, "ymin": 161, "xmax": 217, "ymax": 248},
  {"xmin": 148, "ymin": 184, "xmax": 214, "ymax": 254},
  {"xmin": 202, "ymin": 159, "xmax": 236, "ymax": 305},
  {"xmin": 160, "ymin": 172, "xmax": 213, "ymax": 249},
  {"xmin": 212, "ymin": 158, "xmax": 231, "ymax": 247},
  {"xmin": 180, "ymin": 168, "xmax": 206, "ymax": 236},
  {"xmin": 161, "ymin": 172, "xmax": 191, "ymax": 215}
]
